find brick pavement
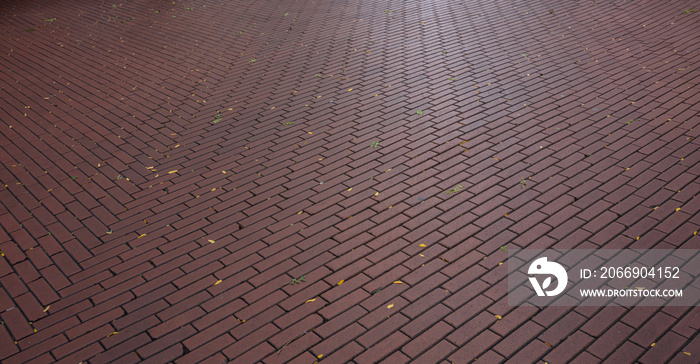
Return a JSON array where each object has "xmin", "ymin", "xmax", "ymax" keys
[{"xmin": 1, "ymin": 0, "xmax": 699, "ymax": 362}]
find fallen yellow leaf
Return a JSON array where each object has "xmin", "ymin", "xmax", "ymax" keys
[
  {"xmin": 208, "ymin": 240, "xmax": 215, "ymax": 244},
  {"xmin": 318, "ymin": 354, "xmax": 323, "ymax": 359},
  {"xmin": 348, "ymin": 88, "xmax": 353, "ymax": 91},
  {"xmin": 393, "ymin": 281, "xmax": 403, "ymax": 284},
  {"xmin": 419, "ymin": 244, "xmax": 426, "ymax": 247},
  {"xmin": 387, "ymin": 303, "xmax": 394, "ymax": 309},
  {"xmin": 107, "ymin": 332, "xmax": 119, "ymax": 338},
  {"xmin": 676, "ymin": 207, "xmax": 681, "ymax": 212},
  {"xmin": 214, "ymin": 280, "xmax": 222, "ymax": 286},
  {"xmin": 651, "ymin": 343, "xmax": 655, "ymax": 347},
  {"xmin": 683, "ymin": 352, "xmax": 691, "ymax": 356},
  {"xmin": 374, "ymin": 192, "xmax": 379, "ymax": 197},
  {"xmin": 168, "ymin": 170, "xmax": 178, "ymax": 174},
  {"xmin": 43, "ymin": 305, "xmax": 50, "ymax": 313},
  {"xmin": 347, "ymin": 188, "xmax": 352, "ymax": 191},
  {"xmin": 306, "ymin": 299, "xmax": 316, "ymax": 303},
  {"xmin": 495, "ymin": 315, "xmax": 502, "ymax": 320},
  {"xmin": 337, "ymin": 280, "xmax": 344, "ymax": 285}
]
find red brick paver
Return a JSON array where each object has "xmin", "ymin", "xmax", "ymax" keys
[{"xmin": 1, "ymin": 0, "xmax": 700, "ymax": 363}]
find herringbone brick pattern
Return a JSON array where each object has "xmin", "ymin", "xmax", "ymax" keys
[{"xmin": 1, "ymin": 0, "xmax": 699, "ymax": 362}]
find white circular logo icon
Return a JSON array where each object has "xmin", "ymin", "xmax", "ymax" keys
[{"xmin": 528, "ymin": 257, "xmax": 568, "ymax": 297}]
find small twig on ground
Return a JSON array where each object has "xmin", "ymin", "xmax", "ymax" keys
[{"xmin": 277, "ymin": 327, "xmax": 316, "ymax": 354}]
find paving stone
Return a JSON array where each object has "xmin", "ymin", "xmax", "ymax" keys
[{"xmin": 0, "ymin": 0, "xmax": 699, "ymax": 362}]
